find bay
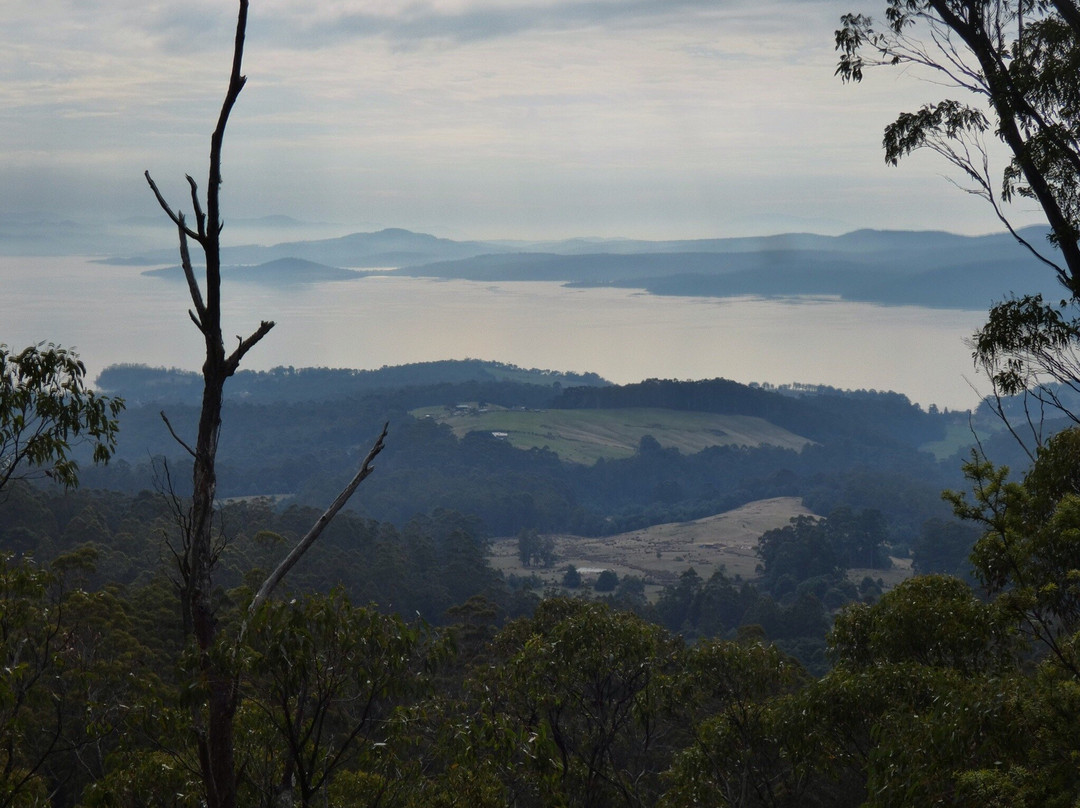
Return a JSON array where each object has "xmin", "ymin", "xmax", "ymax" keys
[{"xmin": 1, "ymin": 256, "xmax": 989, "ymax": 411}]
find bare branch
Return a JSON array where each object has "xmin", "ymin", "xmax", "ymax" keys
[
  {"xmin": 177, "ymin": 215, "xmax": 208, "ymax": 329},
  {"xmin": 992, "ymin": 210, "xmax": 1072, "ymax": 287},
  {"xmin": 145, "ymin": 4, "xmax": 388, "ymax": 805},
  {"xmin": 225, "ymin": 320, "xmax": 275, "ymax": 376},
  {"xmin": 160, "ymin": 411, "xmax": 197, "ymax": 458},
  {"xmin": 245, "ymin": 423, "xmax": 389, "ymax": 619},
  {"xmin": 935, "ymin": 137, "xmax": 1070, "ymax": 284},
  {"xmin": 145, "ymin": 171, "xmax": 202, "ymax": 242},
  {"xmin": 186, "ymin": 175, "xmax": 207, "ymax": 240}
]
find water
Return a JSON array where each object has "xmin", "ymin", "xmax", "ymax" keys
[{"xmin": 1, "ymin": 255, "xmax": 989, "ymax": 411}]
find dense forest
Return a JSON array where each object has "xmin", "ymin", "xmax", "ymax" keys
[
  {"xmin": 1, "ymin": 349, "xmax": 1054, "ymax": 806},
  {"xmin": 7, "ymin": 359, "xmax": 986, "ymax": 672},
  {"xmin": 2, "ymin": 451, "xmax": 1077, "ymax": 808},
  {"xmin": 81, "ymin": 362, "xmax": 971, "ymax": 549}
]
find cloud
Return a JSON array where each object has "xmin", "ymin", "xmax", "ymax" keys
[
  {"xmin": 250, "ymin": 0, "xmax": 771, "ymax": 49},
  {"xmin": 0, "ymin": 0, "xmax": 1021, "ymax": 242}
]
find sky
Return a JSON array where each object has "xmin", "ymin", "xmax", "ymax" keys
[{"xmin": 0, "ymin": 0, "xmax": 1052, "ymax": 242}]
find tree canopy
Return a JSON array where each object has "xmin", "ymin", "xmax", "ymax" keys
[
  {"xmin": 0, "ymin": 343, "xmax": 123, "ymax": 494},
  {"xmin": 838, "ymin": 1, "xmax": 1080, "ymax": 429},
  {"xmin": 837, "ymin": 0, "xmax": 1080, "ymax": 288}
]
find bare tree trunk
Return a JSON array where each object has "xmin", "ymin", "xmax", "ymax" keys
[{"xmin": 145, "ymin": 3, "xmax": 385, "ymax": 806}]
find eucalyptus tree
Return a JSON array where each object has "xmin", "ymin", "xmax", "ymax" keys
[
  {"xmin": 837, "ymin": 0, "xmax": 1080, "ymax": 282},
  {"xmin": 240, "ymin": 590, "xmax": 434, "ymax": 807},
  {"xmin": 0, "ymin": 551, "xmax": 152, "ymax": 808},
  {"xmin": 0, "ymin": 343, "xmax": 122, "ymax": 495},
  {"xmin": 837, "ymin": 0, "xmax": 1080, "ymax": 435},
  {"xmin": 466, "ymin": 599, "xmax": 684, "ymax": 808}
]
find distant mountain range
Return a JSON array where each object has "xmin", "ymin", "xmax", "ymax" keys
[
  {"xmin": 108, "ymin": 225, "xmax": 1068, "ymax": 309},
  {"xmin": 113, "ymin": 227, "xmax": 509, "ymax": 269}
]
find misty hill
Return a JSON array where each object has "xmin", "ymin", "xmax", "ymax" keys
[
  {"xmin": 392, "ymin": 226, "xmax": 1064, "ymax": 310},
  {"xmin": 394, "ymin": 249, "xmax": 900, "ymax": 288},
  {"xmin": 500, "ymin": 228, "xmax": 969, "ymax": 256},
  {"xmin": 221, "ymin": 228, "xmax": 511, "ymax": 268},
  {"xmin": 0, "ymin": 212, "xmax": 140, "ymax": 256},
  {"xmin": 112, "ymin": 224, "xmax": 1067, "ymax": 308},
  {"xmin": 109, "ymin": 227, "xmax": 512, "ymax": 268},
  {"xmin": 393, "ymin": 251, "xmax": 762, "ymax": 283},
  {"xmin": 142, "ymin": 257, "xmax": 365, "ymax": 284},
  {"xmin": 587, "ymin": 252, "xmax": 1061, "ymax": 309}
]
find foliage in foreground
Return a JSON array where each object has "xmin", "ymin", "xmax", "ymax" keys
[
  {"xmin": 8, "ymin": 417, "xmax": 1080, "ymax": 807},
  {"xmin": 0, "ymin": 343, "xmax": 123, "ymax": 494}
]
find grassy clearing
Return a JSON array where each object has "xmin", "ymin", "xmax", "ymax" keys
[
  {"xmin": 920, "ymin": 414, "xmax": 1018, "ymax": 461},
  {"xmin": 490, "ymin": 496, "xmax": 916, "ymax": 602},
  {"xmin": 920, "ymin": 421, "xmax": 981, "ymax": 461},
  {"xmin": 489, "ymin": 497, "xmax": 820, "ymax": 600},
  {"xmin": 413, "ymin": 405, "xmax": 812, "ymax": 464}
]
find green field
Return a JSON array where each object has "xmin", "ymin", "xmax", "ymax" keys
[
  {"xmin": 919, "ymin": 418, "xmax": 1005, "ymax": 461},
  {"xmin": 412, "ymin": 405, "xmax": 813, "ymax": 464}
]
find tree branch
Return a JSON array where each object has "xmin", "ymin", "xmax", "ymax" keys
[
  {"xmin": 177, "ymin": 215, "xmax": 208, "ymax": 330},
  {"xmin": 245, "ymin": 423, "xmax": 389, "ymax": 619},
  {"xmin": 160, "ymin": 411, "xmax": 197, "ymax": 458},
  {"xmin": 206, "ymin": 0, "xmax": 249, "ymax": 251},
  {"xmin": 937, "ymin": 138, "xmax": 1071, "ymax": 284},
  {"xmin": 187, "ymin": 175, "xmax": 207, "ymax": 240},
  {"xmin": 224, "ymin": 320, "xmax": 275, "ymax": 376},
  {"xmin": 144, "ymin": 171, "xmax": 202, "ymax": 242}
]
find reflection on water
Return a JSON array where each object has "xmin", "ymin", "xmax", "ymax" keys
[{"xmin": 1, "ymin": 256, "xmax": 988, "ymax": 411}]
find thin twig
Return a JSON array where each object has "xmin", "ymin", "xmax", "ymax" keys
[{"xmin": 160, "ymin": 411, "xmax": 197, "ymax": 458}]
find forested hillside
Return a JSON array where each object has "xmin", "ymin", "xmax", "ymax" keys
[
  {"xmin": 81, "ymin": 361, "xmax": 968, "ymax": 548},
  {"xmin": 0, "ymin": 391, "xmax": 1065, "ymax": 805},
  {"xmin": 0, "ymin": 358, "xmax": 990, "ymax": 680}
]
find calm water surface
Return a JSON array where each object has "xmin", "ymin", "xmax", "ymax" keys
[{"xmin": 2, "ymin": 256, "xmax": 989, "ymax": 411}]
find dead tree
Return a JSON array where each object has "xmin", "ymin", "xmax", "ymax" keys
[{"xmin": 145, "ymin": 3, "xmax": 386, "ymax": 806}]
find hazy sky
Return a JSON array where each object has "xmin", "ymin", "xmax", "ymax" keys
[{"xmin": 0, "ymin": 0, "xmax": 1049, "ymax": 241}]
